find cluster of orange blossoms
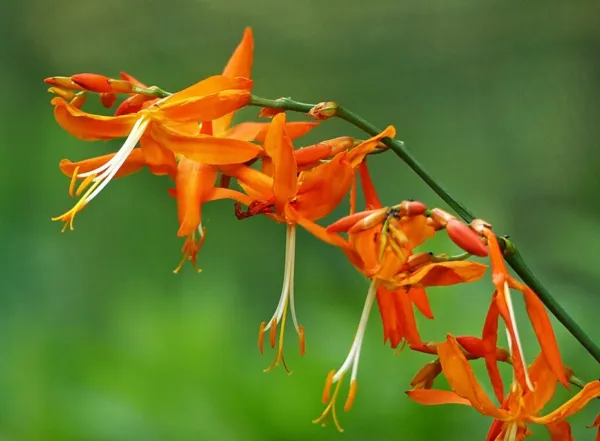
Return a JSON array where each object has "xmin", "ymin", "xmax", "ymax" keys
[{"xmin": 45, "ymin": 28, "xmax": 599, "ymax": 440}]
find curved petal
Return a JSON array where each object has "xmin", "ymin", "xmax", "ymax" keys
[
  {"xmin": 151, "ymin": 124, "xmax": 261, "ymax": 165},
  {"xmin": 294, "ymin": 213, "xmax": 354, "ymax": 251},
  {"xmin": 263, "ymin": 114, "xmax": 297, "ymax": 214},
  {"xmin": 348, "ymin": 125, "xmax": 396, "ymax": 167},
  {"xmin": 530, "ymin": 380, "xmax": 600, "ymax": 425},
  {"xmin": 397, "ymin": 261, "xmax": 488, "ymax": 287},
  {"xmin": 408, "ymin": 287, "xmax": 434, "ymax": 319},
  {"xmin": 546, "ymin": 421, "xmax": 574, "ymax": 441},
  {"xmin": 158, "ymin": 90, "xmax": 251, "ymax": 123},
  {"xmin": 52, "ymin": 97, "xmax": 137, "ymax": 140},
  {"xmin": 482, "ymin": 294, "xmax": 505, "ymax": 404},
  {"xmin": 406, "ymin": 389, "xmax": 472, "ymax": 406},
  {"xmin": 396, "ymin": 215, "xmax": 436, "ymax": 250},
  {"xmin": 523, "ymin": 354, "xmax": 558, "ymax": 416},
  {"xmin": 59, "ymin": 149, "xmax": 145, "ymax": 179},
  {"xmin": 175, "ymin": 159, "xmax": 217, "ymax": 237},
  {"xmin": 165, "ymin": 75, "xmax": 252, "ymax": 106},
  {"xmin": 203, "ymin": 187, "xmax": 253, "ymax": 206},
  {"xmin": 223, "ymin": 121, "xmax": 318, "ymax": 143},
  {"xmin": 437, "ymin": 335, "xmax": 509, "ymax": 420},
  {"xmin": 393, "ymin": 287, "xmax": 422, "ymax": 346},
  {"xmin": 358, "ymin": 160, "xmax": 383, "ymax": 209},
  {"xmin": 213, "ymin": 28, "xmax": 254, "ymax": 135},
  {"xmin": 219, "ymin": 164, "xmax": 273, "ymax": 201},
  {"xmin": 294, "ymin": 152, "xmax": 353, "ymax": 221},
  {"xmin": 376, "ymin": 286, "xmax": 400, "ymax": 347}
]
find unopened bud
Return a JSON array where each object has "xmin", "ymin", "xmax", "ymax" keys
[
  {"xmin": 47, "ymin": 87, "xmax": 76, "ymax": 100},
  {"xmin": 398, "ymin": 200, "xmax": 428, "ymax": 217},
  {"xmin": 470, "ymin": 218, "xmax": 492, "ymax": 236},
  {"xmin": 100, "ymin": 92, "xmax": 117, "ymax": 108},
  {"xmin": 426, "ymin": 217, "xmax": 444, "ymax": 231},
  {"xmin": 308, "ymin": 101, "xmax": 339, "ymax": 120},
  {"xmin": 348, "ymin": 208, "xmax": 388, "ymax": 233},
  {"xmin": 114, "ymin": 94, "xmax": 153, "ymax": 116},
  {"xmin": 44, "ymin": 76, "xmax": 83, "ymax": 90},
  {"xmin": 71, "ymin": 73, "xmax": 113, "ymax": 93},
  {"xmin": 328, "ymin": 136, "xmax": 355, "ymax": 155},
  {"xmin": 69, "ymin": 92, "xmax": 87, "ymax": 109},
  {"xmin": 407, "ymin": 252, "xmax": 433, "ymax": 269},
  {"xmin": 327, "ymin": 209, "xmax": 381, "ymax": 234},
  {"xmin": 108, "ymin": 78, "xmax": 134, "ymax": 93},
  {"xmin": 294, "ymin": 143, "xmax": 332, "ymax": 167},
  {"xmin": 446, "ymin": 219, "xmax": 488, "ymax": 257},
  {"xmin": 429, "ymin": 208, "xmax": 455, "ymax": 228}
]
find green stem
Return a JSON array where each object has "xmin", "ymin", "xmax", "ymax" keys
[{"xmin": 249, "ymin": 95, "xmax": 600, "ymax": 364}]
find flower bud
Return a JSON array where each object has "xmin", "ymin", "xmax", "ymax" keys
[
  {"xmin": 398, "ymin": 200, "xmax": 428, "ymax": 217},
  {"xmin": 294, "ymin": 143, "xmax": 332, "ymax": 167},
  {"xmin": 347, "ymin": 208, "xmax": 388, "ymax": 233},
  {"xmin": 407, "ymin": 252, "xmax": 433, "ymax": 269},
  {"xmin": 108, "ymin": 79, "xmax": 134, "ymax": 93},
  {"xmin": 328, "ymin": 137, "xmax": 356, "ymax": 155},
  {"xmin": 410, "ymin": 359, "xmax": 442, "ymax": 389},
  {"xmin": 69, "ymin": 92, "xmax": 87, "ymax": 109},
  {"xmin": 71, "ymin": 73, "xmax": 113, "ymax": 93},
  {"xmin": 470, "ymin": 218, "xmax": 492, "ymax": 236},
  {"xmin": 446, "ymin": 218, "xmax": 488, "ymax": 257},
  {"xmin": 429, "ymin": 208, "xmax": 455, "ymax": 228},
  {"xmin": 100, "ymin": 92, "xmax": 117, "ymax": 108},
  {"xmin": 308, "ymin": 101, "xmax": 339, "ymax": 120}
]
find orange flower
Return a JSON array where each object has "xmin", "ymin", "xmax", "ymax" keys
[
  {"xmin": 51, "ymin": 73, "xmax": 258, "ymax": 230},
  {"xmin": 475, "ymin": 227, "xmax": 568, "ymax": 402},
  {"xmin": 223, "ymin": 112, "xmax": 357, "ymax": 373},
  {"xmin": 408, "ymin": 335, "xmax": 600, "ymax": 441}
]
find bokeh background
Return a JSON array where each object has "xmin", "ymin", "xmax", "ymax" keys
[{"xmin": 1, "ymin": 0, "xmax": 599, "ymax": 439}]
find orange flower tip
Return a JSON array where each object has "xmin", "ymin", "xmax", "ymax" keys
[
  {"xmin": 294, "ymin": 144, "xmax": 333, "ymax": 167},
  {"xmin": 269, "ymin": 317, "xmax": 277, "ymax": 349},
  {"xmin": 327, "ymin": 209, "xmax": 381, "ymax": 233},
  {"xmin": 47, "ymin": 87, "xmax": 76, "ymax": 101},
  {"xmin": 258, "ymin": 107, "xmax": 284, "ymax": 118},
  {"xmin": 406, "ymin": 252, "xmax": 433, "ymax": 269},
  {"xmin": 348, "ymin": 208, "xmax": 389, "ymax": 233},
  {"xmin": 343, "ymin": 380, "xmax": 357, "ymax": 412},
  {"xmin": 446, "ymin": 219, "xmax": 489, "ymax": 257},
  {"xmin": 322, "ymin": 370, "xmax": 335, "ymax": 404},
  {"xmin": 114, "ymin": 94, "xmax": 147, "ymax": 116},
  {"xmin": 100, "ymin": 92, "xmax": 117, "ymax": 108},
  {"xmin": 429, "ymin": 208, "xmax": 455, "ymax": 228},
  {"xmin": 426, "ymin": 216, "xmax": 444, "ymax": 231},
  {"xmin": 399, "ymin": 200, "xmax": 428, "ymax": 216},
  {"xmin": 258, "ymin": 321, "xmax": 267, "ymax": 354},
  {"xmin": 71, "ymin": 73, "xmax": 113, "ymax": 93},
  {"xmin": 329, "ymin": 137, "xmax": 356, "ymax": 155},
  {"xmin": 44, "ymin": 76, "xmax": 82, "ymax": 90},
  {"xmin": 308, "ymin": 101, "xmax": 339, "ymax": 120},
  {"xmin": 298, "ymin": 325, "xmax": 306, "ymax": 356},
  {"xmin": 470, "ymin": 218, "xmax": 492, "ymax": 236},
  {"xmin": 107, "ymin": 78, "xmax": 134, "ymax": 94}
]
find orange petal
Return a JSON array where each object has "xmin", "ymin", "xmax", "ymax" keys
[
  {"xmin": 348, "ymin": 125, "xmax": 396, "ymax": 167},
  {"xmin": 158, "ymin": 89, "xmax": 251, "ymax": 123},
  {"xmin": 326, "ymin": 209, "xmax": 383, "ymax": 234},
  {"xmin": 546, "ymin": 421, "xmax": 574, "ymax": 441},
  {"xmin": 264, "ymin": 113, "xmax": 297, "ymax": 213},
  {"xmin": 396, "ymin": 215, "xmax": 436, "ymax": 250},
  {"xmin": 358, "ymin": 160, "xmax": 383, "ymax": 209},
  {"xmin": 484, "ymin": 231, "xmax": 508, "ymax": 288},
  {"xmin": 213, "ymin": 27, "xmax": 254, "ymax": 135},
  {"xmin": 376, "ymin": 286, "xmax": 399, "ymax": 347},
  {"xmin": 408, "ymin": 287, "xmax": 434, "ymax": 319},
  {"xmin": 589, "ymin": 414, "xmax": 600, "ymax": 441},
  {"xmin": 481, "ymin": 296, "xmax": 505, "ymax": 404},
  {"xmin": 151, "ymin": 124, "xmax": 261, "ymax": 165},
  {"xmin": 523, "ymin": 353, "xmax": 558, "ymax": 416},
  {"xmin": 223, "ymin": 121, "xmax": 318, "ymax": 143},
  {"xmin": 393, "ymin": 287, "xmax": 422, "ymax": 346},
  {"xmin": 530, "ymin": 380, "xmax": 600, "ymax": 425},
  {"xmin": 203, "ymin": 187, "xmax": 253, "ymax": 206},
  {"xmin": 166, "ymin": 75, "xmax": 252, "ymax": 106},
  {"xmin": 59, "ymin": 148, "xmax": 146, "ymax": 179},
  {"xmin": 294, "ymin": 152, "xmax": 353, "ymax": 221},
  {"xmin": 294, "ymin": 213, "xmax": 354, "ymax": 251},
  {"xmin": 396, "ymin": 261, "xmax": 488, "ymax": 287},
  {"xmin": 294, "ymin": 143, "xmax": 333, "ymax": 168},
  {"xmin": 515, "ymin": 278, "xmax": 568, "ymax": 388},
  {"xmin": 139, "ymin": 136, "xmax": 177, "ymax": 178},
  {"xmin": 219, "ymin": 164, "xmax": 274, "ymax": 201},
  {"xmin": 175, "ymin": 159, "xmax": 217, "ymax": 237},
  {"xmin": 406, "ymin": 389, "xmax": 472, "ymax": 406},
  {"xmin": 437, "ymin": 335, "xmax": 508, "ymax": 420},
  {"xmin": 52, "ymin": 97, "xmax": 137, "ymax": 140}
]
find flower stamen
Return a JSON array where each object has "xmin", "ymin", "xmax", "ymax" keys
[{"xmin": 173, "ymin": 225, "xmax": 206, "ymax": 274}]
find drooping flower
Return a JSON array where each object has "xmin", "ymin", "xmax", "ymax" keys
[
  {"xmin": 222, "ymin": 112, "xmax": 357, "ymax": 373},
  {"xmin": 408, "ymin": 335, "xmax": 600, "ymax": 441}
]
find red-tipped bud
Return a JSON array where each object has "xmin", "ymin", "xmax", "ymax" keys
[
  {"xmin": 308, "ymin": 101, "xmax": 339, "ymax": 120},
  {"xmin": 446, "ymin": 219, "xmax": 488, "ymax": 257},
  {"xmin": 426, "ymin": 217, "xmax": 444, "ymax": 231},
  {"xmin": 399, "ymin": 200, "xmax": 428, "ymax": 217},
  {"xmin": 44, "ymin": 76, "xmax": 83, "ymax": 90},
  {"xmin": 258, "ymin": 107, "xmax": 284, "ymax": 118},
  {"xmin": 294, "ymin": 143, "xmax": 332, "ymax": 167},
  {"xmin": 470, "ymin": 218, "xmax": 492, "ymax": 236},
  {"xmin": 410, "ymin": 359, "xmax": 442, "ymax": 389},
  {"xmin": 429, "ymin": 208, "xmax": 455, "ymax": 228},
  {"xmin": 328, "ymin": 137, "xmax": 355, "ymax": 155},
  {"xmin": 69, "ymin": 92, "xmax": 87, "ymax": 109},
  {"xmin": 71, "ymin": 73, "xmax": 113, "ymax": 93},
  {"xmin": 100, "ymin": 92, "xmax": 117, "ymax": 108},
  {"xmin": 47, "ymin": 87, "xmax": 76, "ymax": 100},
  {"xmin": 108, "ymin": 78, "xmax": 134, "ymax": 93},
  {"xmin": 455, "ymin": 336, "xmax": 510, "ymax": 362},
  {"xmin": 327, "ymin": 210, "xmax": 376, "ymax": 233},
  {"xmin": 114, "ymin": 94, "xmax": 153, "ymax": 116}
]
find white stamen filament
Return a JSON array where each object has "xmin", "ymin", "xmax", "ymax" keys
[
  {"xmin": 263, "ymin": 224, "xmax": 300, "ymax": 334},
  {"xmin": 331, "ymin": 280, "xmax": 377, "ymax": 384},
  {"xmin": 503, "ymin": 281, "xmax": 534, "ymax": 391},
  {"xmin": 77, "ymin": 115, "xmax": 150, "ymax": 204},
  {"xmin": 505, "ymin": 422, "xmax": 518, "ymax": 441}
]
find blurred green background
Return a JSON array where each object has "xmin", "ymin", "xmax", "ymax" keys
[{"xmin": 1, "ymin": 0, "xmax": 599, "ymax": 439}]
